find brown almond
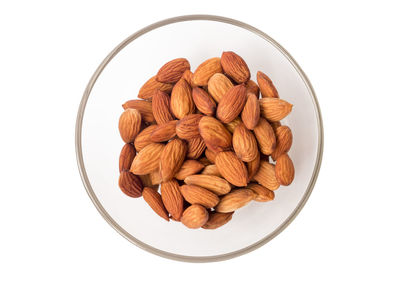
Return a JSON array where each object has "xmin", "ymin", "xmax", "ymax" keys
[
  {"xmin": 184, "ymin": 174, "xmax": 231, "ymax": 195},
  {"xmin": 182, "ymin": 69, "xmax": 196, "ymax": 88},
  {"xmin": 156, "ymin": 58, "xmax": 190, "ymax": 84},
  {"xmin": 257, "ymin": 71, "xmax": 279, "ymax": 98},
  {"xmin": 119, "ymin": 143, "xmax": 136, "ymax": 172},
  {"xmin": 241, "ymin": 93, "xmax": 260, "ymax": 130},
  {"xmin": 150, "ymin": 120, "xmax": 178, "ymax": 142},
  {"xmin": 253, "ymin": 118, "xmax": 276, "ymax": 155},
  {"xmin": 201, "ymin": 165, "xmax": 221, "ymax": 177},
  {"xmin": 118, "ymin": 171, "xmax": 143, "ymax": 198},
  {"xmin": 138, "ymin": 76, "xmax": 173, "ymax": 100},
  {"xmin": 216, "ymin": 189, "xmax": 255, "ymax": 213},
  {"xmin": 253, "ymin": 161, "xmax": 280, "ymax": 190},
  {"xmin": 142, "ymin": 187, "xmax": 169, "ymax": 221},
  {"xmin": 207, "ymin": 73, "xmax": 234, "ymax": 102},
  {"xmin": 193, "ymin": 57, "xmax": 223, "ymax": 86},
  {"xmin": 170, "ymin": 78, "xmax": 195, "ymax": 119},
  {"xmin": 259, "ymin": 98, "xmax": 293, "ymax": 122},
  {"xmin": 247, "ymin": 183, "xmax": 275, "ymax": 202},
  {"xmin": 205, "ymin": 149, "xmax": 217, "ymax": 163},
  {"xmin": 216, "ymin": 84, "xmax": 247, "ymax": 123},
  {"xmin": 202, "ymin": 211, "xmax": 234, "ymax": 229},
  {"xmin": 199, "ymin": 116, "xmax": 232, "ymax": 152},
  {"xmin": 159, "ymin": 139, "xmax": 187, "ymax": 182},
  {"xmin": 271, "ymin": 126, "xmax": 293, "ymax": 161},
  {"xmin": 275, "ymin": 153, "xmax": 295, "ymax": 185},
  {"xmin": 245, "ymin": 80, "xmax": 260, "ymax": 97},
  {"xmin": 192, "ymin": 87, "xmax": 216, "ymax": 116},
  {"xmin": 180, "ymin": 185, "xmax": 219, "ymax": 208},
  {"xmin": 232, "ymin": 123, "xmax": 258, "ymax": 162},
  {"xmin": 161, "ymin": 180, "xmax": 184, "ymax": 221},
  {"xmin": 186, "ymin": 137, "xmax": 206, "ymax": 159},
  {"xmin": 122, "ymin": 99, "xmax": 155, "ymax": 123},
  {"xmin": 215, "ymin": 151, "xmax": 248, "ymax": 187},
  {"xmin": 118, "ymin": 109, "xmax": 141, "ymax": 143},
  {"xmin": 181, "ymin": 204, "xmax": 209, "ymax": 229},
  {"xmin": 198, "ymin": 157, "xmax": 212, "ymax": 166},
  {"xmin": 138, "ymin": 174, "xmax": 156, "ymax": 189},
  {"xmin": 270, "ymin": 121, "xmax": 282, "ymax": 132},
  {"xmin": 134, "ymin": 125, "xmax": 157, "ymax": 151},
  {"xmin": 247, "ymin": 150, "xmax": 261, "ymax": 180},
  {"xmin": 130, "ymin": 143, "xmax": 165, "ymax": 175},
  {"xmin": 175, "ymin": 114, "xmax": 203, "ymax": 140},
  {"xmin": 150, "ymin": 170, "xmax": 162, "ymax": 186},
  {"xmin": 152, "ymin": 90, "xmax": 174, "ymax": 124},
  {"xmin": 175, "ymin": 160, "xmax": 205, "ymax": 180},
  {"xmin": 224, "ymin": 117, "xmax": 242, "ymax": 134},
  {"xmin": 221, "ymin": 51, "xmax": 250, "ymax": 83}
]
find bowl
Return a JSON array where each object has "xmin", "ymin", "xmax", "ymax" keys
[{"xmin": 75, "ymin": 15, "xmax": 323, "ymax": 262}]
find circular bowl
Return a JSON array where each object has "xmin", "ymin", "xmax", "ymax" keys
[{"xmin": 76, "ymin": 15, "xmax": 323, "ymax": 262}]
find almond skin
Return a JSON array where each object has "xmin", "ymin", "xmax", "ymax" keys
[
  {"xmin": 232, "ymin": 123, "xmax": 258, "ymax": 162},
  {"xmin": 138, "ymin": 174, "xmax": 156, "ymax": 189},
  {"xmin": 161, "ymin": 179, "xmax": 184, "ymax": 221},
  {"xmin": 181, "ymin": 204, "xmax": 209, "ymax": 229},
  {"xmin": 199, "ymin": 116, "xmax": 232, "ymax": 152},
  {"xmin": 184, "ymin": 174, "xmax": 231, "ymax": 195},
  {"xmin": 134, "ymin": 125, "xmax": 157, "ymax": 151},
  {"xmin": 271, "ymin": 126, "xmax": 293, "ymax": 161},
  {"xmin": 142, "ymin": 187, "xmax": 169, "ymax": 221},
  {"xmin": 241, "ymin": 93, "xmax": 260, "ymax": 130},
  {"xmin": 119, "ymin": 143, "xmax": 136, "ymax": 172},
  {"xmin": 118, "ymin": 109, "xmax": 142, "ymax": 143},
  {"xmin": 253, "ymin": 161, "xmax": 280, "ymax": 190},
  {"xmin": 247, "ymin": 150, "xmax": 261, "ymax": 180},
  {"xmin": 198, "ymin": 157, "xmax": 213, "ymax": 166},
  {"xmin": 150, "ymin": 120, "xmax": 178, "ymax": 142},
  {"xmin": 192, "ymin": 87, "xmax": 216, "ymax": 116},
  {"xmin": 118, "ymin": 171, "xmax": 143, "ymax": 198},
  {"xmin": 182, "ymin": 69, "xmax": 196, "ymax": 88},
  {"xmin": 275, "ymin": 153, "xmax": 295, "ymax": 185},
  {"xmin": 152, "ymin": 90, "xmax": 174, "ymax": 124},
  {"xmin": 156, "ymin": 58, "xmax": 190, "ymax": 84},
  {"xmin": 202, "ymin": 211, "xmax": 234, "ymax": 229},
  {"xmin": 205, "ymin": 149, "xmax": 217, "ymax": 163},
  {"xmin": 207, "ymin": 73, "xmax": 234, "ymax": 102},
  {"xmin": 186, "ymin": 137, "xmax": 206, "ymax": 159},
  {"xmin": 247, "ymin": 183, "xmax": 275, "ymax": 202},
  {"xmin": 170, "ymin": 78, "xmax": 195, "ymax": 119},
  {"xmin": 180, "ymin": 185, "xmax": 220, "ymax": 208},
  {"xmin": 253, "ymin": 118, "xmax": 276, "ymax": 155},
  {"xmin": 130, "ymin": 143, "xmax": 165, "ymax": 175},
  {"xmin": 270, "ymin": 121, "xmax": 282, "ymax": 132},
  {"xmin": 245, "ymin": 80, "xmax": 260, "ymax": 97},
  {"xmin": 175, "ymin": 160, "xmax": 205, "ymax": 180},
  {"xmin": 259, "ymin": 98, "xmax": 293, "ymax": 122},
  {"xmin": 122, "ymin": 99, "xmax": 155, "ymax": 123},
  {"xmin": 201, "ymin": 165, "xmax": 222, "ymax": 177},
  {"xmin": 221, "ymin": 51, "xmax": 250, "ymax": 84},
  {"xmin": 216, "ymin": 189, "xmax": 255, "ymax": 213},
  {"xmin": 138, "ymin": 76, "xmax": 173, "ymax": 100},
  {"xmin": 193, "ymin": 57, "xmax": 223, "ymax": 86},
  {"xmin": 159, "ymin": 139, "xmax": 187, "ymax": 182},
  {"xmin": 150, "ymin": 170, "xmax": 162, "ymax": 186},
  {"xmin": 216, "ymin": 84, "xmax": 247, "ymax": 123},
  {"xmin": 215, "ymin": 151, "xmax": 248, "ymax": 187},
  {"xmin": 175, "ymin": 114, "xmax": 203, "ymax": 140},
  {"xmin": 257, "ymin": 71, "xmax": 279, "ymax": 98},
  {"xmin": 224, "ymin": 117, "xmax": 242, "ymax": 134}
]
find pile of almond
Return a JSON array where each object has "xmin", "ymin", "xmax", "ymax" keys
[{"xmin": 118, "ymin": 51, "xmax": 294, "ymax": 229}]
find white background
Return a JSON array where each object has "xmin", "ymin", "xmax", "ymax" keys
[{"xmin": 1, "ymin": 0, "xmax": 399, "ymax": 281}]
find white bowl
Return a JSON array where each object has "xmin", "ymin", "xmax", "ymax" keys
[{"xmin": 76, "ymin": 15, "xmax": 323, "ymax": 262}]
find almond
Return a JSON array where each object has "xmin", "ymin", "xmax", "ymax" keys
[
  {"xmin": 215, "ymin": 151, "xmax": 248, "ymax": 187},
  {"xmin": 175, "ymin": 160, "xmax": 205, "ymax": 180},
  {"xmin": 253, "ymin": 118, "xmax": 276, "ymax": 155},
  {"xmin": 193, "ymin": 57, "xmax": 223, "ymax": 86},
  {"xmin": 202, "ymin": 211, "xmax": 234, "ymax": 229},
  {"xmin": 118, "ymin": 171, "xmax": 143, "ymax": 198},
  {"xmin": 119, "ymin": 143, "xmax": 136, "ymax": 172},
  {"xmin": 216, "ymin": 189, "xmax": 255, "ymax": 213},
  {"xmin": 247, "ymin": 183, "xmax": 275, "ymax": 202},
  {"xmin": 138, "ymin": 76, "xmax": 173, "ymax": 100},
  {"xmin": 232, "ymin": 123, "xmax": 258, "ymax": 162},
  {"xmin": 216, "ymin": 84, "xmax": 247, "ymax": 123},
  {"xmin": 180, "ymin": 185, "xmax": 219, "ymax": 208},
  {"xmin": 207, "ymin": 73, "xmax": 234, "ymax": 102},
  {"xmin": 181, "ymin": 204, "xmax": 209, "ymax": 229},
  {"xmin": 122, "ymin": 99, "xmax": 154, "ymax": 123},
  {"xmin": 186, "ymin": 137, "xmax": 206, "ymax": 159},
  {"xmin": 152, "ymin": 90, "xmax": 174, "ymax": 124},
  {"xmin": 138, "ymin": 174, "xmax": 156, "ymax": 189},
  {"xmin": 270, "ymin": 121, "xmax": 281, "ymax": 132},
  {"xmin": 150, "ymin": 120, "xmax": 178, "ymax": 142},
  {"xmin": 156, "ymin": 58, "xmax": 190, "ymax": 84},
  {"xmin": 241, "ymin": 93, "xmax": 260, "ymax": 130},
  {"xmin": 275, "ymin": 153, "xmax": 295, "ymax": 185},
  {"xmin": 224, "ymin": 117, "xmax": 242, "ymax": 134},
  {"xmin": 150, "ymin": 170, "xmax": 162, "ymax": 185},
  {"xmin": 259, "ymin": 98, "xmax": 293, "ymax": 122},
  {"xmin": 247, "ymin": 150, "xmax": 260, "ymax": 180},
  {"xmin": 142, "ymin": 187, "xmax": 169, "ymax": 221},
  {"xmin": 170, "ymin": 78, "xmax": 195, "ymax": 119},
  {"xmin": 198, "ymin": 157, "xmax": 213, "ymax": 166},
  {"xmin": 130, "ymin": 143, "xmax": 165, "ymax": 175},
  {"xmin": 184, "ymin": 174, "xmax": 231, "ymax": 195},
  {"xmin": 159, "ymin": 138, "xmax": 187, "ymax": 182},
  {"xmin": 253, "ymin": 161, "xmax": 280, "ymax": 190},
  {"xmin": 161, "ymin": 179, "xmax": 184, "ymax": 221},
  {"xmin": 182, "ymin": 69, "xmax": 196, "ymax": 88},
  {"xmin": 221, "ymin": 51, "xmax": 250, "ymax": 83},
  {"xmin": 134, "ymin": 124, "xmax": 157, "ymax": 151},
  {"xmin": 257, "ymin": 71, "xmax": 279, "ymax": 98},
  {"xmin": 245, "ymin": 80, "xmax": 260, "ymax": 97},
  {"xmin": 201, "ymin": 165, "xmax": 222, "ymax": 177},
  {"xmin": 192, "ymin": 87, "xmax": 216, "ymax": 116},
  {"xmin": 205, "ymin": 149, "xmax": 217, "ymax": 163},
  {"xmin": 271, "ymin": 126, "xmax": 293, "ymax": 161},
  {"xmin": 118, "ymin": 109, "xmax": 142, "ymax": 143},
  {"xmin": 175, "ymin": 114, "xmax": 203, "ymax": 140},
  {"xmin": 199, "ymin": 116, "xmax": 232, "ymax": 152}
]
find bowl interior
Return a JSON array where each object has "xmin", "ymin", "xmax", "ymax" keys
[{"xmin": 79, "ymin": 18, "xmax": 321, "ymax": 260}]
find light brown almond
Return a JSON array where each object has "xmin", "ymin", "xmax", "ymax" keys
[
  {"xmin": 119, "ymin": 143, "xmax": 136, "ymax": 172},
  {"xmin": 193, "ymin": 57, "xmax": 223, "ymax": 86},
  {"xmin": 224, "ymin": 117, "xmax": 242, "ymax": 134},
  {"xmin": 271, "ymin": 126, "xmax": 293, "ymax": 161},
  {"xmin": 118, "ymin": 171, "xmax": 143, "ymax": 198},
  {"xmin": 156, "ymin": 58, "xmax": 190, "ymax": 84},
  {"xmin": 199, "ymin": 116, "xmax": 232, "ymax": 152},
  {"xmin": 138, "ymin": 174, "xmax": 157, "ymax": 189},
  {"xmin": 152, "ymin": 90, "xmax": 174, "ymax": 124},
  {"xmin": 247, "ymin": 183, "xmax": 275, "ymax": 202},
  {"xmin": 181, "ymin": 204, "xmax": 209, "ymax": 229},
  {"xmin": 205, "ymin": 149, "xmax": 217, "ymax": 163},
  {"xmin": 184, "ymin": 174, "xmax": 231, "ymax": 195},
  {"xmin": 207, "ymin": 73, "xmax": 234, "ymax": 102},
  {"xmin": 216, "ymin": 189, "xmax": 255, "ymax": 213},
  {"xmin": 170, "ymin": 78, "xmax": 195, "ymax": 119},
  {"xmin": 259, "ymin": 98, "xmax": 293, "ymax": 122},
  {"xmin": 201, "ymin": 165, "xmax": 222, "ymax": 177},
  {"xmin": 130, "ymin": 143, "xmax": 165, "ymax": 175},
  {"xmin": 257, "ymin": 71, "xmax": 279, "ymax": 98},
  {"xmin": 175, "ymin": 114, "xmax": 203, "ymax": 140},
  {"xmin": 150, "ymin": 120, "xmax": 178, "ymax": 142},
  {"xmin": 202, "ymin": 211, "xmax": 234, "ymax": 229},
  {"xmin": 150, "ymin": 170, "xmax": 162, "ymax": 185},
  {"xmin": 142, "ymin": 187, "xmax": 169, "ymax": 221},
  {"xmin": 215, "ymin": 151, "xmax": 248, "ymax": 187},
  {"xmin": 232, "ymin": 123, "xmax": 258, "ymax": 162},
  {"xmin": 275, "ymin": 153, "xmax": 295, "ymax": 185},
  {"xmin": 134, "ymin": 125, "xmax": 157, "ymax": 151},
  {"xmin": 180, "ymin": 185, "xmax": 219, "ymax": 208},
  {"xmin": 159, "ymin": 139, "xmax": 187, "ymax": 182},
  {"xmin": 253, "ymin": 161, "xmax": 280, "ymax": 190},
  {"xmin": 245, "ymin": 80, "xmax": 260, "ymax": 97},
  {"xmin": 247, "ymin": 150, "xmax": 260, "ymax": 180},
  {"xmin": 161, "ymin": 179, "xmax": 184, "ymax": 221},
  {"xmin": 192, "ymin": 87, "xmax": 216, "ymax": 116},
  {"xmin": 182, "ymin": 69, "xmax": 196, "ymax": 88},
  {"xmin": 122, "ymin": 99, "xmax": 155, "ymax": 123},
  {"xmin": 138, "ymin": 76, "xmax": 173, "ymax": 100},
  {"xmin": 216, "ymin": 84, "xmax": 247, "ymax": 123},
  {"xmin": 241, "ymin": 93, "xmax": 260, "ymax": 130},
  {"xmin": 175, "ymin": 160, "xmax": 205, "ymax": 180},
  {"xmin": 118, "ymin": 109, "xmax": 142, "ymax": 143},
  {"xmin": 253, "ymin": 118, "xmax": 276, "ymax": 155},
  {"xmin": 186, "ymin": 137, "xmax": 206, "ymax": 159},
  {"xmin": 221, "ymin": 51, "xmax": 250, "ymax": 83}
]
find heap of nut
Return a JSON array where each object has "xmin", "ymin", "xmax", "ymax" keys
[{"xmin": 118, "ymin": 51, "xmax": 294, "ymax": 229}]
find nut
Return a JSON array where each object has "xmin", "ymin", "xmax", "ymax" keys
[
  {"xmin": 207, "ymin": 73, "xmax": 234, "ymax": 102},
  {"xmin": 159, "ymin": 138, "xmax": 187, "ymax": 182},
  {"xmin": 275, "ymin": 153, "xmax": 295, "ymax": 186},
  {"xmin": 161, "ymin": 179, "xmax": 184, "ymax": 221},
  {"xmin": 221, "ymin": 51, "xmax": 250, "ymax": 83},
  {"xmin": 259, "ymin": 98, "xmax": 293, "ymax": 122},
  {"xmin": 215, "ymin": 151, "xmax": 248, "ymax": 187},
  {"xmin": 241, "ymin": 93, "xmax": 260, "ymax": 130},
  {"xmin": 253, "ymin": 118, "xmax": 276, "ymax": 155},
  {"xmin": 247, "ymin": 183, "xmax": 275, "ymax": 202},
  {"xmin": 130, "ymin": 143, "xmax": 165, "ymax": 175},
  {"xmin": 199, "ymin": 116, "xmax": 232, "ymax": 152},
  {"xmin": 181, "ymin": 204, "xmax": 209, "ymax": 229},
  {"xmin": 192, "ymin": 87, "xmax": 216, "ymax": 116},
  {"xmin": 138, "ymin": 76, "xmax": 173, "ymax": 100},
  {"xmin": 119, "ymin": 143, "xmax": 136, "ymax": 172},
  {"xmin": 156, "ymin": 58, "xmax": 190, "ymax": 84},
  {"xmin": 193, "ymin": 57, "xmax": 222, "ymax": 86},
  {"xmin": 118, "ymin": 108, "xmax": 141, "ymax": 143},
  {"xmin": 142, "ymin": 187, "xmax": 169, "ymax": 221},
  {"xmin": 257, "ymin": 71, "xmax": 279, "ymax": 98},
  {"xmin": 150, "ymin": 120, "xmax": 178, "ymax": 142},
  {"xmin": 152, "ymin": 90, "xmax": 174, "ymax": 124},
  {"xmin": 175, "ymin": 160, "xmax": 205, "ymax": 180},
  {"xmin": 216, "ymin": 84, "xmax": 247, "ymax": 123},
  {"xmin": 179, "ymin": 185, "xmax": 220, "ymax": 208},
  {"xmin": 122, "ymin": 99, "xmax": 155, "ymax": 123},
  {"xmin": 216, "ymin": 189, "xmax": 255, "ymax": 213},
  {"xmin": 170, "ymin": 78, "xmax": 195, "ymax": 119},
  {"xmin": 232, "ymin": 123, "xmax": 258, "ymax": 162},
  {"xmin": 253, "ymin": 161, "xmax": 280, "ymax": 190},
  {"xmin": 202, "ymin": 211, "xmax": 234, "ymax": 229},
  {"xmin": 118, "ymin": 171, "xmax": 143, "ymax": 198},
  {"xmin": 184, "ymin": 174, "xmax": 231, "ymax": 195}
]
